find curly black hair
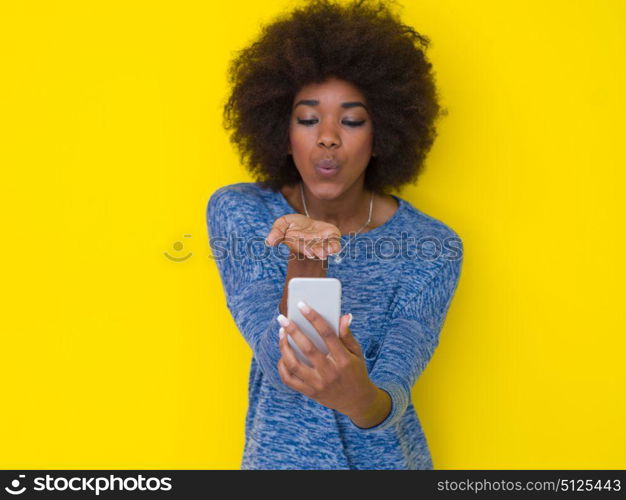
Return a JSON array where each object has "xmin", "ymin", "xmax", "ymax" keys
[{"xmin": 222, "ymin": 0, "xmax": 446, "ymax": 195}]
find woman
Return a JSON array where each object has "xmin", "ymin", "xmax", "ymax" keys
[{"xmin": 206, "ymin": 0, "xmax": 463, "ymax": 469}]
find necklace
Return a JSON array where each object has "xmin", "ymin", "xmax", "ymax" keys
[{"xmin": 300, "ymin": 182, "xmax": 373, "ymax": 264}]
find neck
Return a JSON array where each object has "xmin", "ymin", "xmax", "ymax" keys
[{"xmin": 300, "ymin": 180, "xmax": 372, "ymax": 233}]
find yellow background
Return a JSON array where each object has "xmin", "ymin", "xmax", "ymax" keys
[{"xmin": 1, "ymin": 0, "xmax": 624, "ymax": 469}]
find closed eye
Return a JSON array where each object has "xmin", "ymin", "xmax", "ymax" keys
[{"xmin": 297, "ymin": 119, "xmax": 366, "ymax": 127}]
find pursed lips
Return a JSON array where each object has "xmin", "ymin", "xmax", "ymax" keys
[
  {"xmin": 315, "ymin": 159, "xmax": 339, "ymax": 169},
  {"xmin": 314, "ymin": 158, "xmax": 341, "ymax": 178}
]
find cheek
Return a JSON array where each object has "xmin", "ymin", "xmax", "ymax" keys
[
  {"xmin": 346, "ymin": 130, "xmax": 374, "ymax": 156},
  {"xmin": 289, "ymin": 127, "xmax": 313, "ymax": 154}
]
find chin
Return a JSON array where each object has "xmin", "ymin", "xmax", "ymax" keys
[{"xmin": 306, "ymin": 180, "xmax": 345, "ymax": 200}]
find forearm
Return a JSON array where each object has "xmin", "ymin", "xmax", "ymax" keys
[
  {"xmin": 278, "ymin": 253, "xmax": 393, "ymax": 429},
  {"xmin": 278, "ymin": 253, "xmax": 327, "ymax": 315}
]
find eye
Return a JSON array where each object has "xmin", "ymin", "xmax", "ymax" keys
[
  {"xmin": 297, "ymin": 119, "xmax": 318, "ymax": 126},
  {"xmin": 343, "ymin": 120, "xmax": 366, "ymax": 127},
  {"xmin": 296, "ymin": 118, "xmax": 366, "ymax": 127}
]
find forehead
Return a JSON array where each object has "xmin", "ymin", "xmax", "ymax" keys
[{"xmin": 292, "ymin": 77, "xmax": 367, "ymax": 107}]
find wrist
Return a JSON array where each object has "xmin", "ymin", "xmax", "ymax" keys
[
  {"xmin": 287, "ymin": 251, "xmax": 327, "ymax": 275},
  {"xmin": 346, "ymin": 383, "xmax": 392, "ymax": 429}
]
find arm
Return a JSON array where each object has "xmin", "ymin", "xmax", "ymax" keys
[
  {"xmin": 206, "ymin": 187, "xmax": 294, "ymax": 393},
  {"xmin": 351, "ymin": 250, "xmax": 464, "ymax": 432}
]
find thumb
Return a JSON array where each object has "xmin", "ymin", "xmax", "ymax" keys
[{"xmin": 339, "ymin": 313, "xmax": 363, "ymax": 357}]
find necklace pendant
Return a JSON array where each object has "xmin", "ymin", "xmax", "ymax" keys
[{"xmin": 334, "ymin": 255, "xmax": 343, "ymax": 264}]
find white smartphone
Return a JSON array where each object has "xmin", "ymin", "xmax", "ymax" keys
[{"xmin": 287, "ymin": 277, "xmax": 342, "ymax": 367}]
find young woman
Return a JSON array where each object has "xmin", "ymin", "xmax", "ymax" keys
[{"xmin": 207, "ymin": 0, "xmax": 463, "ymax": 469}]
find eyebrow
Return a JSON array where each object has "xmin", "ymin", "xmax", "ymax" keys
[{"xmin": 293, "ymin": 99, "xmax": 368, "ymax": 112}]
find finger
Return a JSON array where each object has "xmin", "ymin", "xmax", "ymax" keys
[
  {"xmin": 326, "ymin": 235, "xmax": 342, "ymax": 256},
  {"xmin": 284, "ymin": 234, "xmax": 316, "ymax": 259},
  {"xmin": 312, "ymin": 241, "xmax": 325, "ymax": 260},
  {"xmin": 314, "ymin": 235, "xmax": 341, "ymax": 259},
  {"xmin": 277, "ymin": 313, "xmax": 328, "ymax": 370},
  {"xmin": 339, "ymin": 313, "xmax": 363, "ymax": 357},
  {"xmin": 278, "ymin": 326, "xmax": 317, "ymax": 381},
  {"xmin": 265, "ymin": 215, "xmax": 291, "ymax": 246},
  {"xmin": 305, "ymin": 237, "xmax": 325, "ymax": 260},
  {"xmin": 305, "ymin": 238, "xmax": 322, "ymax": 260},
  {"xmin": 319, "ymin": 237, "xmax": 340, "ymax": 260},
  {"xmin": 300, "ymin": 234, "xmax": 341, "ymax": 261},
  {"xmin": 302, "ymin": 246, "xmax": 315, "ymax": 259},
  {"xmin": 296, "ymin": 301, "xmax": 349, "ymax": 364},
  {"xmin": 277, "ymin": 358, "xmax": 316, "ymax": 397}
]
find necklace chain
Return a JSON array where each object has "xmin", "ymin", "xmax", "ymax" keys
[{"xmin": 299, "ymin": 182, "xmax": 373, "ymax": 263}]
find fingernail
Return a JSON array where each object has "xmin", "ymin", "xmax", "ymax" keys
[
  {"xmin": 277, "ymin": 314, "xmax": 289, "ymax": 327},
  {"xmin": 347, "ymin": 313, "xmax": 353, "ymax": 327},
  {"xmin": 297, "ymin": 300, "xmax": 311, "ymax": 314},
  {"xmin": 264, "ymin": 238, "xmax": 271, "ymax": 246},
  {"xmin": 279, "ymin": 327, "xmax": 285, "ymax": 339}
]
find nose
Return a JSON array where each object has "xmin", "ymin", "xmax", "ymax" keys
[{"xmin": 317, "ymin": 122, "xmax": 341, "ymax": 149}]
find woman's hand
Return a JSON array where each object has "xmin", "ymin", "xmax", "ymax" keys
[
  {"xmin": 265, "ymin": 213, "xmax": 341, "ymax": 260},
  {"xmin": 276, "ymin": 301, "xmax": 385, "ymax": 423}
]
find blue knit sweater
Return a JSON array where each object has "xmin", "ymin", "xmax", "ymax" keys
[{"xmin": 206, "ymin": 182, "xmax": 463, "ymax": 470}]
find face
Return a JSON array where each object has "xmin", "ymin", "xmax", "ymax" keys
[{"xmin": 288, "ymin": 77, "xmax": 375, "ymax": 200}]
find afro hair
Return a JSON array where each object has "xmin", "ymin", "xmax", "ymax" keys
[{"xmin": 222, "ymin": 0, "xmax": 446, "ymax": 194}]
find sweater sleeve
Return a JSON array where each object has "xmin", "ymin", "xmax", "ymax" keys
[
  {"xmin": 351, "ymin": 246, "xmax": 464, "ymax": 432},
  {"xmin": 206, "ymin": 186, "xmax": 292, "ymax": 394}
]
